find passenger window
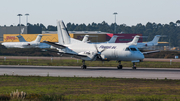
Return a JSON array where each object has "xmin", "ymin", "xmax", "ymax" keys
[
  {"xmin": 125, "ymin": 47, "xmax": 130, "ymax": 51},
  {"xmin": 130, "ymin": 48, "xmax": 137, "ymax": 51}
]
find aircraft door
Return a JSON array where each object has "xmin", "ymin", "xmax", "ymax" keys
[
  {"xmin": 114, "ymin": 48, "xmax": 118, "ymax": 58},
  {"xmin": 110, "ymin": 48, "xmax": 117, "ymax": 60}
]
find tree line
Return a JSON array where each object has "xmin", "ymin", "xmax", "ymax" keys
[{"xmin": 5, "ymin": 20, "xmax": 180, "ymax": 47}]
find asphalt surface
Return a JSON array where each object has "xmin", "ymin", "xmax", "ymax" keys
[{"xmin": 0, "ymin": 65, "xmax": 179, "ymax": 80}]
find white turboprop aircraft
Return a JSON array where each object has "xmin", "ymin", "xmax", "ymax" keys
[
  {"xmin": 43, "ymin": 20, "xmax": 153, "ymax": 69},
  {"xmin": 2, "ymin": 34, "xmax": 44, "ymax": 48}
]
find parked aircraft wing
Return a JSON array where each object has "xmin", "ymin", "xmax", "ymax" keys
[
  {"xmin": 43, "ymin": 41, "xmax": 66, "ymax": 49},
  {"xmin": 142, "ymin": 50, "xmax": 160, "ymax": 55}
]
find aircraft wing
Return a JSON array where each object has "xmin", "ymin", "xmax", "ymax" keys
[
  {"xmin": 43, "ymin": 41, "xmax": 66, "ymax": 49},
  {"xmin": 43, "ymin": 41, "xmax": 87, "ymax": 59},
  {"xmin": 58, "ymin": 52, "xmax": 87, "ymax": 59},
  {"xmin": 142, "ymin": 50, "xmax": 160, "ymax": 55}
]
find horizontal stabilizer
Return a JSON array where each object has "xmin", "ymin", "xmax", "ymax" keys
[{"xmin": 43, "ymin": 41, "xmax": 66, "ymax": 49}]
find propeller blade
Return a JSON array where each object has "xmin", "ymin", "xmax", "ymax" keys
[
  {"xmin": 94, "ymin": 44, "xmax": 99, "ymax": 53},
  {"xmin": 100, "ymin": 47, "xmax": 107, "ymax": 53},
  {"xmin": 93, "ymin": 44, "xmax": 107, "ymax": 60}
]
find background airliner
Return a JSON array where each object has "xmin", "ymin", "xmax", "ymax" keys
[
  {"xmin": 83, "ymin": 34, "xmax": 140, "ymax": 46},
  {"xmin": 82, "ymin": 35, "xmax": 119, "ymax": 43},
  {"xmin": 136, "ymin": 35, "xmax": 161, "ymax": 50},
  {"xmin": 83, "ymin": 34, "xmax": 161, "ymax": 50},
  {"xmin": 2, "ymin": 34, "xmax": 44, "ymax": 48}
]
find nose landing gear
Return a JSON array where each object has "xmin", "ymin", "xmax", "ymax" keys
[
  {"xmin": 117, "ymin": 61, "xmax": 123, "ymax": 69},
  {"xmin": 132, "ymin": 62, "xmax": 136, "ymax": 69}
]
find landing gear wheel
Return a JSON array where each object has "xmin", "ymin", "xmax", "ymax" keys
[
  {"xmin": 132, "ymin": 62, "xmax": 136, "ymax": 70},
  {"xmin": 81, "ymin": 65, "xmax": 87, "ymax": 69},
  {"xmin": 117, "ymin": 61, "xmax": 123, "ymax": 69},
  {"xmin": 117, "ymin": 65, "xmax": 123, "ymax": 69},
  {"xmin": 81, "ymin": 60, "xmax": 87, "ymax": 69}
]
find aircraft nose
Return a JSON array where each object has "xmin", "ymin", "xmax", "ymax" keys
[
  {"xmin": 138, "ymin": 53, "xmax": 144, "ymax": 60},
  {"xmin": 134, "ymin": 52, "xmax": 144, "ymax": 60}
]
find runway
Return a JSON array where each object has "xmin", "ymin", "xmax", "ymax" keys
[{"xmin": 0, "ymin": 65, "xmax": 179, "ymax": 79}]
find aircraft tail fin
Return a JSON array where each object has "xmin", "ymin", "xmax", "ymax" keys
[
  {"xmin": 82, "ymin": 35, "xmax": 89, "ymax": 42},
  {"xmin": 20, "ymin": 28, "xmax": 24, "ymax": 34},
  {"xmin": 16, "ymin": 35, "xmax": 27, "ymax": 42},
  {"xmin": 127, "ymin": 35, "xmax": 140, "ymax": 45},
  {"xmin": 32, "ymin": 34, "xmax": 43, "ymax": 42},
  {"xmin": 108, "ymin": 35, "xmax": 118, "ymax": 43},
  {"xmin": 148, "ymin": 35, "xmax": 161, "ymax": 45},
  {"xmin": 57, "ymin": 20, "xmax": 71, "ymax": 45}
]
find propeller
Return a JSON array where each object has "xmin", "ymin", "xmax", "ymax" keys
[{"xmin": 94, "ymin": 44, "xmax": 107, "ymax": 60}]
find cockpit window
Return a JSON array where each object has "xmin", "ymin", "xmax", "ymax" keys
[
  {"xmin": 130, "ymin": 48, "xmax": 137, "ymax": 51},
  {"xmin": 125, "ymin": 47, "xmax": 130, "ymax": 51}
]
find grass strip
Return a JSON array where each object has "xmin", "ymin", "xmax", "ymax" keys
[
  {"xmin": 0, "ymin": 58, "xmax": 180, "ymax": 68},
  {"xmin": 0, "ymin": 76, "xmax": 180, "ymax": 100}
]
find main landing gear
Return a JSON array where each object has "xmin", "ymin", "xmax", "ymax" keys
[
  {"xmin": 117, "ymin": 61, "xmax": 137, "ymax": 69},
  {"xmin": 117, "ymin": 61, "xmax": 123, "ymax": 69},
  {"xmin": 132, "ymin": 62, "xmax": 136, "ymax": 69},
  {"xmin": 81, "ymin": 60, "xmax": 87, "ymax": 69}
]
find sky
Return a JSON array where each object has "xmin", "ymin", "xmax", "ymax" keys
[{"xmin": 1, "ymin": 0, "xmax": 180, "ymax": 27}]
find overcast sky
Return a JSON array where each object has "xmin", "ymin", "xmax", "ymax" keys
[{"xmin": 1, "ymin": 0, "xmax": 180, "ymax": 27}]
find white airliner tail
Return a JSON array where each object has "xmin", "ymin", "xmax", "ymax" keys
[
  {"xmin": 16, "ymin": 28, "xmax": 26, "ymax": 42},
  {"xmin": 16, "ymin": 35, "xmax": 27, "ymax": 42},
  {"xmin": 127, "ymin": 35, "xmax": 140, "ymax": 45},
  {"xmin": 148, "ymin": 35, "xmax": 161, "ymax": 45},
  {"xmin": 57, "ymin": 20, "xmax": 71, "ymax": 45},
  {"xmin": 108, "ymin": 35, "xmax": 118, "ymax": 43},
  {"xmin": 32, "ymin": 34, "xmax": 43, "ymax": 42},
  {"xmin": 82, "ymin": 35, "xmax": 89, "ymax": 43}
]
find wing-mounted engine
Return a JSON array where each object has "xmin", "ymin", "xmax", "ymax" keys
[
  {"xmin": 79, "ymin": 44, "xmax": 108, "ymax": 61},
  {"xmin": 78, "ymin": 51, "xmax": 96, "ymax": 61},
  {"xmin": 146, "ymin": 43, "xmax": 154, "ymax": 46},
  {"xmin": 78, "ymin": 46, "xmax": 108, "ymax": 61}
]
